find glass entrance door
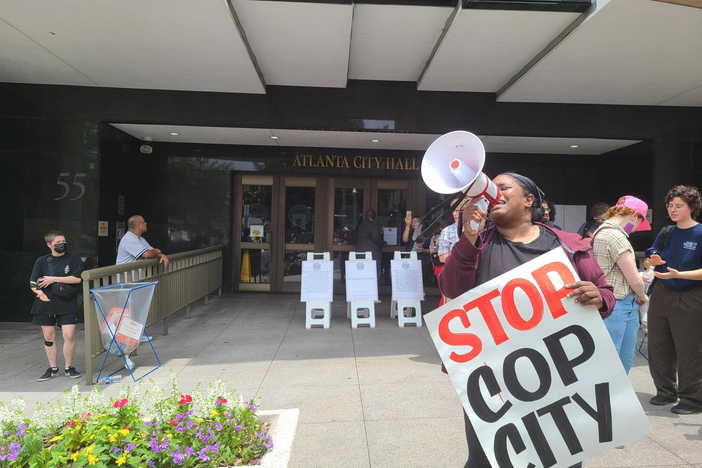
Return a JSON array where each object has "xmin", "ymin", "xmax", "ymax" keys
[
  {"xmin": 280, "ymin": 177, "xmax": 322, "ymax": 292},
  {"xmin": 236, "ymin": 175, "xmax": 275, "ymax": 291}
]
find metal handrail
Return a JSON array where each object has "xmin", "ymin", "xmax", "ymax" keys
[{"xmin": 81, "ymin": 245, "xmax": 224, "ymax": 384}]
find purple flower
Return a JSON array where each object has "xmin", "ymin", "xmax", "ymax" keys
[
  {"xmin": 214, "ymin": 422, "xmax": 222, "ymax": 431},
  {"xmin": 3, "ymin": 430, "xmax": 9, "ymax": 436},
  {"xmin": 8, "ymin": 442, "xmax": 21, "ymax": 461},
  {"xmin": 113, "ymin": 447, "xmax": 121, "ymax": 453},
  {"xmin": 198, "ymin": 450, "xmax": 210, "ymax": 462},
  {"xmin": 171, "ymin": 450, "xmax": 185, "ymax": 465},
  {"xmin": 151, "ymin": 436, "xmax": 169, "ymax": 453},
  {"xmin": 234, "ymin": 425, "xmax": 242, "ymax": 431},
  {"xmin": 14, "ymin": 424, "xmax": 27, "ymax": 438},
  {"xmin": 147, "ymin": 462, "xmax": 155, "ymax": 467},
  {"xmin": 126, "ymin": 443, "xmax": 136, "ymax": 451},
  {"xmin": 185, "ymin": 446, "xmax": 194, "ymax": 456}
]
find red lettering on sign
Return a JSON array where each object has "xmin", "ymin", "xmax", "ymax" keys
[
  {"xmin": 438, "ymin": 309, "xmax": 482, "ymax": 363},
  {"xmin": 465, "ymin": 289, "xmax": 507, "ymax": 346},
  {"xmin": 531, "ymin": 262, "xmax": 576, "ymax": 319},
  {"xmin": 502, "ymin": 278, "xmax": 544, "ymax": 331}
]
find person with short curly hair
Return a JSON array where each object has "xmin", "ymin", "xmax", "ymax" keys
[{"xmin": 645, "ymin": 185, "xmax": 702, "ymax": 415}]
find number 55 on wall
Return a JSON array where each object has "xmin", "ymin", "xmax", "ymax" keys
[{"xmin": 55, "ymin": 172, "xmax": 87, "ymax": 201}]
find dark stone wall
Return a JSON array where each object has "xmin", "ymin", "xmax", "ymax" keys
[
  {"xmin": 0, "ymin": 116, "xmax": 99, "ymax": 321},
  {"xmin": 98, "ymin": 125, "xmax": 233, "ymax": 288}
]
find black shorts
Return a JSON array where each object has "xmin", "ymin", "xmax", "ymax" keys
[{"xmin": 31, "ymin": 313, "xmax": 78, "ymax": 327}]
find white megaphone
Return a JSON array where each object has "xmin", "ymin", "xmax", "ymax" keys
[{"xmin": 421, "ymin": 131, "xmax": 500, "ymax": 231}]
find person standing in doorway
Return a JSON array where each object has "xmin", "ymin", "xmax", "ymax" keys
[
  {"xmin": 29, "ymin": 230, "xmax": 83, "ymax": 381},
  {"xmin": 356, "ymin": 209, "xmax": 384, "ymax": 284},
  {"xmin": 592, "ymin": 196, "xmax": 651, "ymax": 374},
  {"xmin": 117, "ymin": 215, "xmax": 169, "ymax": 266}
]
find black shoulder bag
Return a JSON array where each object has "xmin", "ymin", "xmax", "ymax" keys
[
  {"xmin": 647, "ymin": 225, "xmax": 675, "ymax": 295},
  {"xmin": 46, "ymin": 257, "xmax": 78, "ymax": 300}
]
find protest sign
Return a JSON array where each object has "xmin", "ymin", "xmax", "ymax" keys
[
  {"xmin": 345, "ymin": 260, "xmax": 378, "ymax": 302},
  {"xmin": 424, "ymin": 248, "xmax": 651, "ymax": 468},
  {"xmin": 391, "ymin": 259, "xmax": 424, "ymax": 301},
  {"xmin": 300, "ymin": 261, "xmax": 333, "ymax": 302}
]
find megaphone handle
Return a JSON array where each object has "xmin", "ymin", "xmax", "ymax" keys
[{"xmin": 469, "ymin": 198, "xmax": 490, "ymax": 231}]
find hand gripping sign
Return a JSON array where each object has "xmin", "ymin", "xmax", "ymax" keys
[{"xmin": 424, "ymin": 248, "xmax": 651, "ymax": 468}]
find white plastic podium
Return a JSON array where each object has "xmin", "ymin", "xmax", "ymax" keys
[
  {"xmin": 390, "ymin": 251, "xmax": 423, "ymax": 328},
  {"xmin": 304, "ymin": 252, "xmax": 332, "ymax": 329},
  {"xmin": 347, "ymin": 251, "xmax": 376, "ymax": 328}
]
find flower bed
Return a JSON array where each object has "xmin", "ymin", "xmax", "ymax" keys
[{"xmin": 0, "ymin": 372, "xmax": 272, "ymax": 467}]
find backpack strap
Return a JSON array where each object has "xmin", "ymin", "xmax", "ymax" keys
[
  {"xmin": 592, "ymin": 225, "xmax": 617, "ymax": 241},
  {"xmin": 45, "ymin": 256, "xmax": 55, "ymax": 276},
  {"xmin": 659, "ymin": 225, "xmax": 675, "ymax": 252}
]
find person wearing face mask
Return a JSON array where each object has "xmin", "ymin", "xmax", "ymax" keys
[
  {"xmin": 439, "ymin": 173, "xmax": 614, "ymax": 468},
  {"xmin": 592, "ymin": 196, "xmax": 651, "ymax": 375},
  {"xmin": 29, "ymin": 230, "xmax": 83, "ymax": 381}
]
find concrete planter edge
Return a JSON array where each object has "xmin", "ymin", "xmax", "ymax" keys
[{"xmin": 239, "ymin": 408, "xmax": 300, "ymax": 468}]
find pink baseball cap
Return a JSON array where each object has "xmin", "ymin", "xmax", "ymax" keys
[{"xmin": 615, "ymin": 196, "xmax": 651, "ymax": 231}]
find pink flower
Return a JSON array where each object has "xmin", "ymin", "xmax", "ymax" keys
[
  {"xmin": 179, "ymin": 394, "xmax": 193, "ymax": 405},
  {"xmin": 170, "ymin": 418, "xmax": 178, "ymax": 426},
  {"xmin": 216, "ymin": 398, "xmax": 227, "ymax": 405},
  {"xmin": 113, "ymin": 398, "xmax": 128, "ymax": 408},
  {"xmin": 66, "ymin": 420, "xmax": 76, "ymax": 427}
]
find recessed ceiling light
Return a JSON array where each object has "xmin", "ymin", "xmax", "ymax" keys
[
  {"xmin": 270, "ymin": 135, "xmax": 279, "ymax": 140},
  {"xmin": 370, "ymin": 139, "xmax": 380, "ymax": 143},
  {"xmin": 569, "ymin": 144, "xmax": 580, "ymax": 148},
  {"xmin": 169, "ymin": 132, "xmax": 180, "ymax": 136}
]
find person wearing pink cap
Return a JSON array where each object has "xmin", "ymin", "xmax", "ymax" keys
[
  {"xmin": 644, "ymin": 185, "xmax": 702, "ymax": 415},
  {"xmin": 592, "ymin": 196, "xmax": 651, "ymax": 375}
]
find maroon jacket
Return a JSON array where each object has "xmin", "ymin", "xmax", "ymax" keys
[{"xmin": 438, "ymin": 222, "xmax": 615, "ymax": 319}]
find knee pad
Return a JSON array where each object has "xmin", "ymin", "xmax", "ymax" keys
[{"xmin": 44, "ymin": 340, "xmax": 54, "ymax": 347}]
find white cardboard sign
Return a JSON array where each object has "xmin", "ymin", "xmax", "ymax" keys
[
  {"xmin": 423, "ymin": 248, "xmax": 651, "ymax": 468},
  {"xmin": 345, "ymin": 260, "xmax": 378, "ymax": 302},
  {"xmin": 300, "ymin": 261, "xmax": 334, "ymax": 302},
  {"xmin": 391, "ymin": 259, "xmax": 424, "ymax": 301}
]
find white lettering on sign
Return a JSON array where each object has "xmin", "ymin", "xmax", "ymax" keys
[{"xmin": 423, "ymin": 248, "xmax": 651, "ymax": 468}]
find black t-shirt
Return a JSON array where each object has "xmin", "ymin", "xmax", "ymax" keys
[
  {"xmin": 29, "ymin": 252, "xmax": 83, "ymax": 316},
  {"xmin": 476, "ymin": 225, "xmax": 561, "ymax": 286}
]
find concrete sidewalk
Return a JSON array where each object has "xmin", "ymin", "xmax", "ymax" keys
[{"xmin": 1, "ymin": 293, "xmax": 700, "ymax": 468}]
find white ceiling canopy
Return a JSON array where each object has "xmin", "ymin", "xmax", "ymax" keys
[
  {"xmin": 0, "ymin": 0, "xmax": 265, "ymax": 93},
  {"xmin": 499, "ymin": 0, "xmax": 702, "ymax": 105},
  {"xmin": 110, "ymin": 124, "xmax": 640, "ymax": 156},
  {"xmin": 418, "ymin": 8, "xmax": 579, "ymax": 92},
  {"xmin": 348, "ymin": 4, "xmax": 451, "ymax": 82},
  {"xmin": 233, "ymin": 0, "xmax": 352, "ymax": 88},
  {"xmin": 0, "ymin": 18, "xmax": 96, "ymax": 86}
]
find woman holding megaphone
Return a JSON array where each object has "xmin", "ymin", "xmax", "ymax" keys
[{"xmin": 439, "ymin": 172, "xmax": 615, "ymax": 468}]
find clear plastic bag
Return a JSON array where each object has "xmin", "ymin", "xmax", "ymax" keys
[{"xmin": 92, "ymin": 283, "xmax": 156, "ymax": 356}]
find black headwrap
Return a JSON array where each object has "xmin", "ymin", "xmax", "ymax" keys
[{"xmin": 502, "ymin": 173, "xmax": 545, "ymax": 206}]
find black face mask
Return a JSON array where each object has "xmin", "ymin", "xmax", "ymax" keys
[{"xmin": 53, "ymin": 243, "xmax": 67, "ymax": 253}]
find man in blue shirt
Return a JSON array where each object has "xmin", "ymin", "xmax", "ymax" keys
[{"xmin": 117, "ymin": 215, "xmax": 169, "ymax": 266}]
